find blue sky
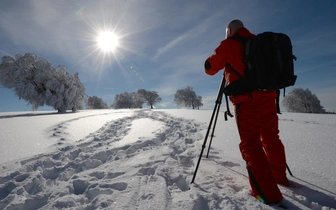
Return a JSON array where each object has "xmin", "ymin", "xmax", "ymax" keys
[{"xmin": 0, "ymin": 0, "xmax": 335, "ymax": 112}]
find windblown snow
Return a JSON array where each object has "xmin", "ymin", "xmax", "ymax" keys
[{"xmin": 0, "ymin": 109, "xmax": 335, "ymax": 210}]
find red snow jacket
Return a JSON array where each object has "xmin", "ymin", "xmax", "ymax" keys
[{"xmin": 204, "ymin": 27, "xmax": 277, "ymax": 105}]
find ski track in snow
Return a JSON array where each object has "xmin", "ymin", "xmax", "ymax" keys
[{"xmin": 0, "ymin": 110, "xmax": 335, "ymax": 210}]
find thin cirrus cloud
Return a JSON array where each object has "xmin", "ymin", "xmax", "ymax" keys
[{"xmin": 152, "ymin": 10, "xmax": 227, "ymax": 61}]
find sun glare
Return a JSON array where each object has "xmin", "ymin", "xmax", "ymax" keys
[{"xmin": 97, "ymin": 31, "xmax": 119, "ymax": 52}]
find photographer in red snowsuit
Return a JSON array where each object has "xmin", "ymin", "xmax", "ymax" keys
[{"xmin": 204, "ymin": 19, "xmax": 289, "ymax": 204}]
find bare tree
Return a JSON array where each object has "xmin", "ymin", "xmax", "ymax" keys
[
  {"xmin": 174, "ymin": 86, "xmax": 203, "ymax": 109},
  {"xmin": 137, "ymin": 89, "xmax": 162, "ymax": 109},
  {"xmin": 282, "ymin": 88, "xmax": 325, "ymax": 113}
]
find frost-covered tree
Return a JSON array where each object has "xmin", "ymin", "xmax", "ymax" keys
[
  {"xmin": 282, "ymin": 88, "xmax": 326, "ymax": 113},
  {"xmin": 137, "ymin": 89, "xmax": 161, "ymax": 109},
  {"xmin": 71, "ymin": 72, "xmax": 86, "ymax": 111},
  {"xmin": 112, "ymin": 92, "xmax": 144, "ymax": 109},
  {"xmin": 194, "ymin": 95, "xmax": 204, "ymax": 110},
  {"xmin": 0, "ymin": 53, "xmax": 85, "ymax": 113},
  {"xmin": 86, "ymin": 96, "xmax": 108, "ymax": 109},
  {"xmin": 174, "ymin": 86, "xmax": 203, "ymax": 109}
]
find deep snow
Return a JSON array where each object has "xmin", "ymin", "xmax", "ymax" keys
[{"xmin": 0, "ymin": 109, "xmax": 335, "ymax": 210}]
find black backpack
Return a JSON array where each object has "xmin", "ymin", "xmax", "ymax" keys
[
  {"xmin": 223, "ymin": 32, "xmax": 297, "ymax": 118},
  {"xmin": 224, "ymin": 32, "xmax": 297, "ymax": 96}
]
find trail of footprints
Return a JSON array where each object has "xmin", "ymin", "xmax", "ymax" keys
[
  {"xmin": 0, "ymin": 110, "xmax": 206, "ymax": 210},
  {"xmin": 3, "ymin": 110, "xmax": 328, "ymax": 210}
]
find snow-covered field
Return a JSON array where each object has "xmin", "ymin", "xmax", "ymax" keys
[{"xmin": 0, "ymin": 109, "xmax": 335, "ymax": 210}]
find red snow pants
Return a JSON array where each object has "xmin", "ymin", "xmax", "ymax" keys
[{"xmin": 234, "ymin": 94, "xmax": 287, "ymax": 203}]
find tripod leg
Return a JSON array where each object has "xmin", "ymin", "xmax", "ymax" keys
[
  {"xmin": 191, "ymin": 73, "xmax": 226, "ymax": 184},
  {"xmin": 190, "ymin": 102, "xmax": 220, "ymax": 184},
  {"xmin": 206, "ymin": 97, "xmax": 223, "ymax": 158},
  {"xmin": 286, "ymin": 163, "xmax": 293, "ymax": 177}
]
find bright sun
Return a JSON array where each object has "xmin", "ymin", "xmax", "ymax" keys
[{"xmin": 97, "ymin": 31, "xmax": 119, "ymax": 52}]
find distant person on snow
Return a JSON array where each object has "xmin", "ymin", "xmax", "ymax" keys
[{"xmin": 204, "ymin": 19, "xmax": 289, "ymax": 204}]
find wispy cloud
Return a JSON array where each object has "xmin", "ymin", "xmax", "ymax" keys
[
  {"xmin": 152, "ymin": 10, "xmax": 224, "ymax": 61},
  {"xmin": 296, "ymin": 60, "xmax": 336, "ymax": 74},
  {"xmin": 153, "ymin": 34, "xmax": 187, "ymax": 60}
]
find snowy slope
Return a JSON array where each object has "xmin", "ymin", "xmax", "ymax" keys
[{"xmin": 0, "ymin": 109, "xmax": 335, "ymax": 210}]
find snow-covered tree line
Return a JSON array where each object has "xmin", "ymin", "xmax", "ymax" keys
[
  {"xmin": 174, "ymin": 86, "xmax": 203, "ymax": 109},
  {"xmin": 282, "ymin": 88, "xmax": 326, "ymax": 113},
  {"xmin": 112, "ymin": 89, "xmax": 162, "ymax": 109},
  {"xmin": 2, "ymin": 53, "xmax": 323, "ymax": 113},
  {"xmin": 0, "ymin": 53, "xmax": 85, "ymax": 113},
  {"xmin": 111, "ymin": 87, "xmax": 203, "ymax": 110},
  {"xmin": 0, "ymin": 53, "xmax": 203, "ymax": 112}
]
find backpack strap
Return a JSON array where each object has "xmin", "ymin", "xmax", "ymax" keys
[
  {"xmin": 223, "ymin": 36, "xmax": 250, "ymax": 120},
  {"xmin": 228, "ymin": 35, "xmax": 248, "ymax": 46},
  {"xmin": 228, "ymin": 35, "xmax": 255, "ymax": 71},
  {"xmin": 227, "ymin": 35, "xmax": 248, "ymax": 79}
]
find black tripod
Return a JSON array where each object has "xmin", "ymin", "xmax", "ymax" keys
[
  {"xmin": 190, "ymin": 73, "xmax": 293, "ymax": 184},
  {"xmin": 191, "ymin": 73, "xmax": 232, "ymax": 184}
]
